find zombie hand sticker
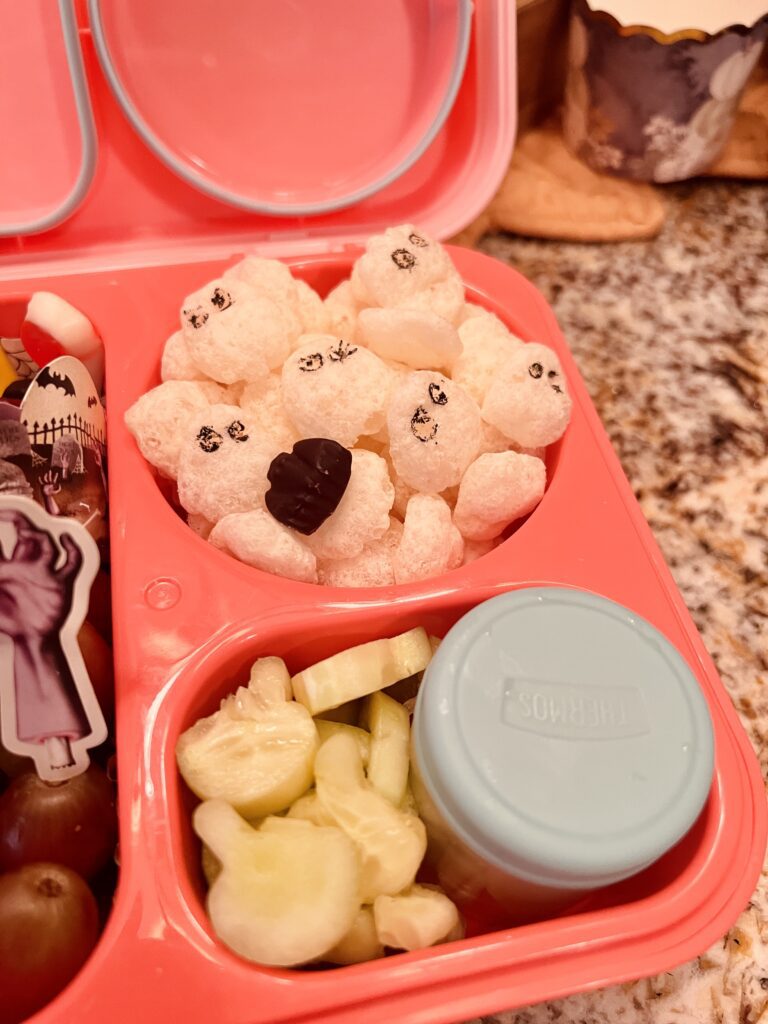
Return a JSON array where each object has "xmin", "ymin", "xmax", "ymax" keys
[{"xmin": 0, "ymin": 496, "xmax": 107, "ymax": 781}]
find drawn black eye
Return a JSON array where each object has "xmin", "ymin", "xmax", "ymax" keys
[
  {"xmin": 299, "ymin": 353, "xmax": 324, "ymax": 372},
  {"xmin": 428, "ymin": 382, "xmax": 448, "ymax": 405},
  {"xmin": 184, "ymin": 305, "xmax": 209, "ymax": 329},
  {"xmin": 391, "ymin": 248, "xmax": 417, "ymax": 271},
  {"xmin": 528, "ymin": 362, "xmax": 544, "ymax": 379},
  {"xmin": 547, "ymin": 369, "xmax": 558, "ymax": 379},
  {"xmin": 227, "ymin": 420, "xmax": 249, "ymax": 442},
  {"xmin": 327, "ymin": 339, "xmax": 358, "ymax": 363},
  {"xmin": 408, "ymin": 232, "xmax": 428, "ymax": 248},
  {"xmin": 410, "ymin": 405, "xmax": 438, "ymax": 443},
  {"xmin": 197, "ymin": 425, "xmax": 223, "ymax": 453},
  {"xmin": 210, "ymin": 287, "xmax": 234, "ymax": 311}
]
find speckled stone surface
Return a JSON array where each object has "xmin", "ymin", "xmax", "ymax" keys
[{"xmin": 466, "ymin": 180, "xmax": 768, "ymax": 1024}]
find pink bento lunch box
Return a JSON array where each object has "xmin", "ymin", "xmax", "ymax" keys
[{"xmin": 0, "ymin": 3, "xmax": 764, "ymax": 1023}]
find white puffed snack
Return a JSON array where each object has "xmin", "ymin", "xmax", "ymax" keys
[
  {"xmin": 124, "ymin": 380, "xmax": 222, "ymax": 478},
  {"xmin": 160, "ymin": 330, "xmax": 208, "ymax": 382},
  {"xmin": 459, "ymin": 302, "xmax": 488, "ymax": 322},
  {"xmin": 177, "ymin": 404, "xmax": 275, "ymax": 524},
  {"xmin": 482, "ymin": 342, "xmax": 572, "ymax": 448},
  {"xmin": 209, "ymin": 509, "xmax": 317, "ymax": 584},
  {"xmin": 222, "ymin": 381, "xmax": 246, "ymax": 404},
  {"xmin": 461, "ymin": 537, "xmax": 498, "ymax": 564},
  {"xmin": 294, "ymin": 279, "xmax": 331, "ymax": 336},
  {"xmin": 181, "ymin": 277, "xmax": 298, "ymax": 385},
  {"xmin": 393, "ymin": 494, "xmax": 455, "ymax": 585},
  {"xmin": 390, "ymin": 469, "xmax": 416, "ymax": 521},
  {"xmin": 223, "ymin": 256, "xmax": 302, "ymax": 327},
  {"xmin": 387, "ymin": 372, "xmax": 481, "ymax": 493},
  {"xmin": 511, "ymin": 440, "xmax": 547, "ymax": 461},
  {"xmin": 454, "ymin": 451, "xmax": 546, "ymax": 541},
  {"xmin": 324, "ymin": 280, "xmax": 361, "ymax": 339},
  {"xmin": 239, "ymin": 374, "xmax": 299, "ymax": 452},
  {"xmin": 352, "ymin": 224, "xmax": 461, "ymax": 309},
  {"xmin": 477, "ymin": 421, "xmax": 513, "ymax": 456},
  {"xmin": 452, "ymin": 311, "xmax": 523, "ymax": 406},
  {"xmin": 304, "ymin": 449, "xmax": 393, "ymax": 560},
  {"xmin": 281, "ymin": 335, "xmax": 392, "ymax": 448},
  {"xmin": 318, "ymin": 518, "xmax": 403, "ymax": 588},
  {"xmin": 393, "ymin": 276, "xmax": 465, "ymax": 325},
  {"xmin": 356, "ymin": 308, "xmax": 462, "ymax": 371}
]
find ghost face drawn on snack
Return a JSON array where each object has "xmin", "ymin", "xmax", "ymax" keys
[
  {"xmin": 481, "ymin": 342, "xmax": 572, "ymax": 448},
  {"xmin": 124, "ymin": 380, "xmax": 223, "ymax": 478},
  {"xmin": 181, "ymin": 278, "xmax": 298, "ymax": 385},
  {"xmin": 281, "ymin": 335, "xmax": 393, "ymax": 448},
  {"xmin": 352, "ymin": 225, "xmax": 460, "ymax": 311},
  {"xmin": 177, "ymin": 404, "xmax": 276, "ymax": 524},
  {"xmin": 387, "ymin": 371, "xmax": 481, "ymax": 493}
]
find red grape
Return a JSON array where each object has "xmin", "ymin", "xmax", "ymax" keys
[
  {"xmin": 0, "ymin": 863, "xmax": 99, "ymax": 1024},
  {"xmin": 78, "ymin": 619, "xmax": 115, "ymax": 722},
  {"xmin": 87, "ymin": 570, "xmax": 113, "ymax": 642},
  {"xmin": 0, "ymin": 765, "xmax": 117, "ymax": 878}
]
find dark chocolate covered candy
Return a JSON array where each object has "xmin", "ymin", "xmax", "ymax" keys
[{"xmin": 266, "ymin": 438, "xmax": 352, "ymax": 535}]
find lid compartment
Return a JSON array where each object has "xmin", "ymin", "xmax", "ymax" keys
[
  {"xmin": 88, "ymin": 0, "xmax": 473, "ymax": 216},
  {"xmin": 0, "ymin": 0, "xmax": 96, "ymax": 237}
]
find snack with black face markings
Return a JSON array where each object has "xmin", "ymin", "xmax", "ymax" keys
[
  {"xmin": 181, "ymin": 277, "xmax": 299, "ymax": 385},
  {"xmin": 124, "ymin": 379, "xmax": 223, "ymax": 478},
  {"xmin": 351, "ymin": 224, "xmax": 465, "ymax": 324},
  {"xmin": 176, "ymin": 404, "xmax": 275, "ymax": 523},
  {"xmin": 387, "ymin": 372, "xmax": 482, "ymax": 493},
  {"xmin": 481, "ymin": 341, "xmax": 572, "ymax": 448},
  {"xmin": 281, "ymin": 335, "xmax": 392, "ymax": 448}
]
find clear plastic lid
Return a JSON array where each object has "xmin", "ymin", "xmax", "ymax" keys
[{"xmin": 413, "ymin": 587, "xmax": 715, "ymax": 890}]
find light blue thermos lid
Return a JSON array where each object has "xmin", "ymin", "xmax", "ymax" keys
[{"xmin": 412, "ymin": 588, "xmax": 715, "ymax": 890}]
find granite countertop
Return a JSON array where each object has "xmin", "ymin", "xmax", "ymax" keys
[{"xmin": 470, "ymin": 180, "xmax": 768, "ymax": 1024}]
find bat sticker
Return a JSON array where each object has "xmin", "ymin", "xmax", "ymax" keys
[{"xmin": 35, "ymin": 367, "xmax": 76, "ymax": 397}]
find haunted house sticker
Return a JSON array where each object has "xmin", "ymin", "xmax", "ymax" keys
[{"xmin": 0, "ymin": 355, "xmax": 108, "ymax": 557}]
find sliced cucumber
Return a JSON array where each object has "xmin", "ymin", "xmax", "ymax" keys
[
  {"xmin": 292, "ymin": 628, "xmax": 433, "ymax": 715},
  {"xmin": 194, "ymin": 801, "xmax": 360, "ymax": 967}
]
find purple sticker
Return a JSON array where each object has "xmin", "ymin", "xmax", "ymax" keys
[{"xmin": 0, "ymin": 496, "xmax": 107, "ymax": 780}]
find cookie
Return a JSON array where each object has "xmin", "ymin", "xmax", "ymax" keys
[
  {"xmin": 491, "ymin": 120, "xmax": 666, "ymax": 242},
  {"xmin": 449, "ymin": 120, "xmax": 666, "ymax": 246},
  {"xmin": 448, "ymin": 210, "xmax": 493, "ymax": 249}
]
